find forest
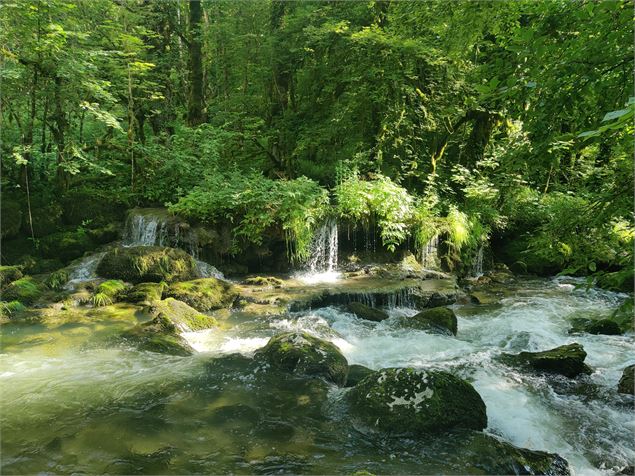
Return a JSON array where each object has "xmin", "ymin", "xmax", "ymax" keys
[{"xmin": 0, "ymin": 1, "xmax": 633, "ymax": 475}]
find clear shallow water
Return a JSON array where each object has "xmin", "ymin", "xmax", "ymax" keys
[{"xmin": 1, "ymin": 278, "xmax": 633, "ymax": 474}]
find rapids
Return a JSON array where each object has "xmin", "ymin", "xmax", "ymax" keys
[{"xmin": 1, "ymin": 277, "xmax": 633, "ymax": 474}]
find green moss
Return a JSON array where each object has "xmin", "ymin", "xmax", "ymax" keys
[
  {"xmin": 1, "ymin": 276, "xmax": 43, "ymax": 304},
  {"xmin": 255, "ymin": 331, "xmax": 349, "ymax": 385},
  {"xmin": 500, "ymin": 343, "xmax": 592, "ymax": 378},
  {"xmin": 242, "ymin": 276, "xmax": 284, "ymax": 287},
  {"xmin": 348, "ymin": 368, "xmax": 487, "ymax": 434},
  {"xmin": 91, "ymin": 280, "xmax": 128, "ymax": 307},
  {"xmin": 401, "ymin": 307, "xmax": 457, "ymax": 335},
  {"xmin": 120, "ymin": 314, "xmax": 195, "ymax": 356},
  {"xmin": 125, "ymin": 282, "xmax": 166, "ymax": 304},
  {"xmin": 347, "ymin": 302, "xmax": 389, "ymax": 322},
  {"xmin": 0, "ymin": 300, "xmax": 27, "ymax": 318},
  {"xmin": 0, "ymin": 265, "xmax": 23, "ymax": 288},
  {"xmin": 96, "ymin": 246, "xmax": 196, "ymax": 283},
  {"xmin": 165, "ymin": 277, "xmax": 238, "ymax": 312},
  {"xmin": 40, "ymin": 230, "xmax": 95, "ymax": 263},
  {"xmin": 148, "ymin": 298, "xmax": 217, "ymax": 331},
  {"xmin": 86, "ymin": 223, "xmax": 120, "ymax": 245}
]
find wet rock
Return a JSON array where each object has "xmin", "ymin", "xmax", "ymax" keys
[
  {"xmin": 347, "ymin": 302, "xmax": 389, "ymax": 322},
  {"xmin": 0, "ymin": 265, "xmax": 23, "ymax": 288},
  {"xmin": 584, "ymin": 319, "xmax": 622, "ymax": 336},
  {"xmin": 92, "ymin": 279, "xmax": 129, "ymax": 307},
  {"xmin": 255, "ymin": 331, "xmax": 349, "ymax": 385},
  {"xmin": 348, "ymin": 367, "xmax": 487, "ymax": 434},
  {"xmin": 125, "ymin": 282, "xmax": 166, "ymax": 305},
  {"xmin": 147, "ymin": 297, "xmax": 217, "ymax": 331},
  {"xmin": 452, "ymin": 431, "xmax": 571, "ymax": 475},
  {"xmin": 617, "ymin": 365, "xmax": 634, "ymax": 395},
  {"xmin": 469, "ymin": 291, "xmax": 498, "ymax": 305},
  {"xmin": 345, "ymin": 364, "xmax": 375, "ymax": 387},
  {"xmin": 400, "ymin": 307, "xmax": 457, "ymax": 335},
  {"xmin": 165, "ymin": 278, "xmax": 238, "ymax": 312},
  {"xmin": 242, "ymin": 276, "xmax": 284, "ymax": 287},
  {"xmin": 121, "ymin": 314, "xmax": 195, "ymax": 356},
  {"xmin": 97, "ymin": 246, "xmax": 196, "ymax": 283},
  {"xmin": 500, "ymin": 343, "xmax": 592, "ymax": 378}
]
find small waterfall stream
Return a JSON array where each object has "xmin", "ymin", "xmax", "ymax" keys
[
  {"xmin": 298, "ymin": 218, "xmax": 340, "ymax": 283},
  {"xmin": 420, "ymin": 234, "xmax": 440, "ymax": 270},
  {"xmin": 473, "ymin": 244, "xmax": 484, "ymax": 277}
]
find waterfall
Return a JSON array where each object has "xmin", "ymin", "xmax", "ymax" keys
[
  {"xmin": 297, "ymin": 218, "xmax": 340, "ymax": 284},
  {"xmin": 473, "ymin": 244, "xmax": 484, "ymax": 277},
  {"xmin": 420, "ymin": 234, "xmax": 440, "ymax": 270},
  {"xmin": 64, "ymin": 252, "xmax": 106, "ymax": 289}
]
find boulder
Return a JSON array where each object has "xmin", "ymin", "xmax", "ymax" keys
[
  {"xmin": 500, "ymin": 343, "xmax": 592, "ymax": 378},
  {"xmin": 44, "ymin": 269, "xmax": 70, "ymax": 290},
  {"xmin": 0, "ymin": 265, "xmax": 23, "ymax": 288},
  {"xmin": 584, "ymin": 319, "xmax": 622, "ymax": 336},
  {"xmin": 147, "ymin": 298, "xmax": 217, "ymax": 331},
  {"xmin": 348, "ymin": 368, "xmax": 487, "ymax": 434},
  {"xmin": 1, "ymin": 276, "xmax": 43, "ymax": 305},
  {"xmin": 120, "ymin": 314, "xmax": 195, "ymax": 356},
  {"xmin": 125, "ymin": 282, "xmax": 166, "ymax": 305},
  {"xmin": 400, "ymin": 307, "xmax": 457, "ymax": 335},
  {"xmin": 96, "ymin": 246, "xmax": 196, "ymax": 283},
  {"xmin": 347, "ymin": 302, "xmax": 389, "ymax": 322},
  {"xmin": 255, "ymin": 332, "xmax": 348, "ymax": 385},
  {"xmin": 345, "ymin": 364, "xmax": 375, "ymax": 388},
  {"xmin": 617, "ymin": 365, "xmax": 634, "ymax": 395},
  {"xmin": 92, "ymin": 279, "xmax": 128, "ymax": 307},
  {"xmin": 164, "ymin": 277, "xmax": 238, "ymax": 312},
  {"xmin": 451, "ymin": 431, "xmax": 570, "ymax": 475}
]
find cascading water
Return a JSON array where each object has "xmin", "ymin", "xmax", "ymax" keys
[
  {"xmin": 473, "ymin": 244, "xmax": 484, "ymax": 277},
  {"xmin": 298, "ymin": 218, "xmax": 340, "ymax": 283},
  {"xmin": 420, "ymin": 234, "xmax": 440, "ymax": 270},
  {"xmin": 63, "ymin": 252, "xmax": 106, "ymax": 289}
]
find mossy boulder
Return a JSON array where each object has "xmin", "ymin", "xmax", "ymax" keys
[
  {"xmin": 164, "ymin": 277, "xmax": 238, "ymax": 312},
  {"xmin": 45, "ymin": 269, "xmax": 70, "ymax": 290},
  {"xmin": 255, "ymin": 332, "xmax": 349, "ymax": 385},
  {"xmin": 345, "ymin": 364, "xmax": 375, "ymax": 388},
  {"xmin": 148, "ymin": 297, "xmax": 216, "ymax": 331},
  {"xmin": 500, "ymin": 343, "xmax": 592, "ymax": 378},
  {"xmin": 1, "ymin": 199, "xmax": 22, "ymax": 239},
  {"xmin": 0, "ymin": 265, "xmax": 23, "ymax": 288},
  {"xmin": 617, "ymin": 364, "xmax": 634, "ymax": 395},
  {"xmin": 120, "ymin": 314, "xmax": 195, "ymax": 356},
  {"xmin": 242, "ymin": 276, "xmax": 284, "ymax": 287},
  {"xmin": 1, "ymin": 276, "xmax": 43, "ymax": 305},
  {"xmin": 348, "ymin": 368, "xmax": 487, "ymax": 434},
  {"xmin": 125, "ymin": 282, "xmax": 166, "ymax": 305},
  {"xmin": 96, "ymin": 246, "xmax": 196, "ymax": 283},
  {"xmin": 347, "ymin": 302, "xmax": 389, "ymax": 322},
  {"xmin": 400, "ymin": 307, "xmax": 457, "ymax": 335},
  {"xmin": 454, "ymin": 431, "xmax": 570, "ymax": 475}
]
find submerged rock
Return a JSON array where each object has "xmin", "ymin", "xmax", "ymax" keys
[
  {"xmin": 164, "ymin": 277, "xmax": 238, "ymax": 312},
  {"xmin": 584, "ymin": 319, "xmax": 622, "ymax": 336},
  {"xmin": 96, "ymin": 246, "xmax": 196, "ymax": 283},
  {"xmin": 121, "ymin": 314, "xmax": 195, "ymax": 356},
  {"xmin": 347, "ymin": 302, "xmax": 389, "ymax": 322},
  {"xmin": 617, "ymin": 365, "xmax": 634, "ymax": 395},
  {"xmin": 399, "ymin": 307, "xmax": 457, "ymax": 335},
  {"xmin": 500, "ymin": 343, "xmax": 592, "ymax": 378},
  {"xmin": 147, "ymin": 297, "xmax": 217, "ymax": 331},
  {"xmin": 255, "ymin": 332, "xmax": 348, "ymax": 385},
  {"xmin": 347, "ymin": 367, "xmax": 487, "ymax": 434},
  {"xmin": 345, "ymin": 364, "xmax": 375, "ymax": 387},
  {"xmin": 450, "ymin": 431, "xmax": 571, "ymax": 475}
]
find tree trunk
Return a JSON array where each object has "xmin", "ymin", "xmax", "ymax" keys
[{"xmin": 187, "ymin": 0, "xmax": 205, "ymax": 126}]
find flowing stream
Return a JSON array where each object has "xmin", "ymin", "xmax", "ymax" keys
[{"xmin": 1, "ymin": 277, "xmax": 633, "ymax": 474}]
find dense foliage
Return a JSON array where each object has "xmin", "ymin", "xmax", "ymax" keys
[{"xmin": 1, "ymin": 0, "xmax": 633, "ymax": 287}]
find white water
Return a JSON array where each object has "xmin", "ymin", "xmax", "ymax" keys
[
  {"xmin": 183, "ymin": 278, "xmax": 634, "ymax": 475},
  {"xmin": 473, "ymin": 244, "xmax": 484, "ymax": 277},
  {"xmin": 420, "ymin": 234, "xmax": 440, "ymax": 270},
  {"xmin": 297, "ymin": 219, "xmax": 340, "ymax": 284},
  {"xmin": 63, "ymin": 252, "xmax": 106, "ymax": 289}
]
